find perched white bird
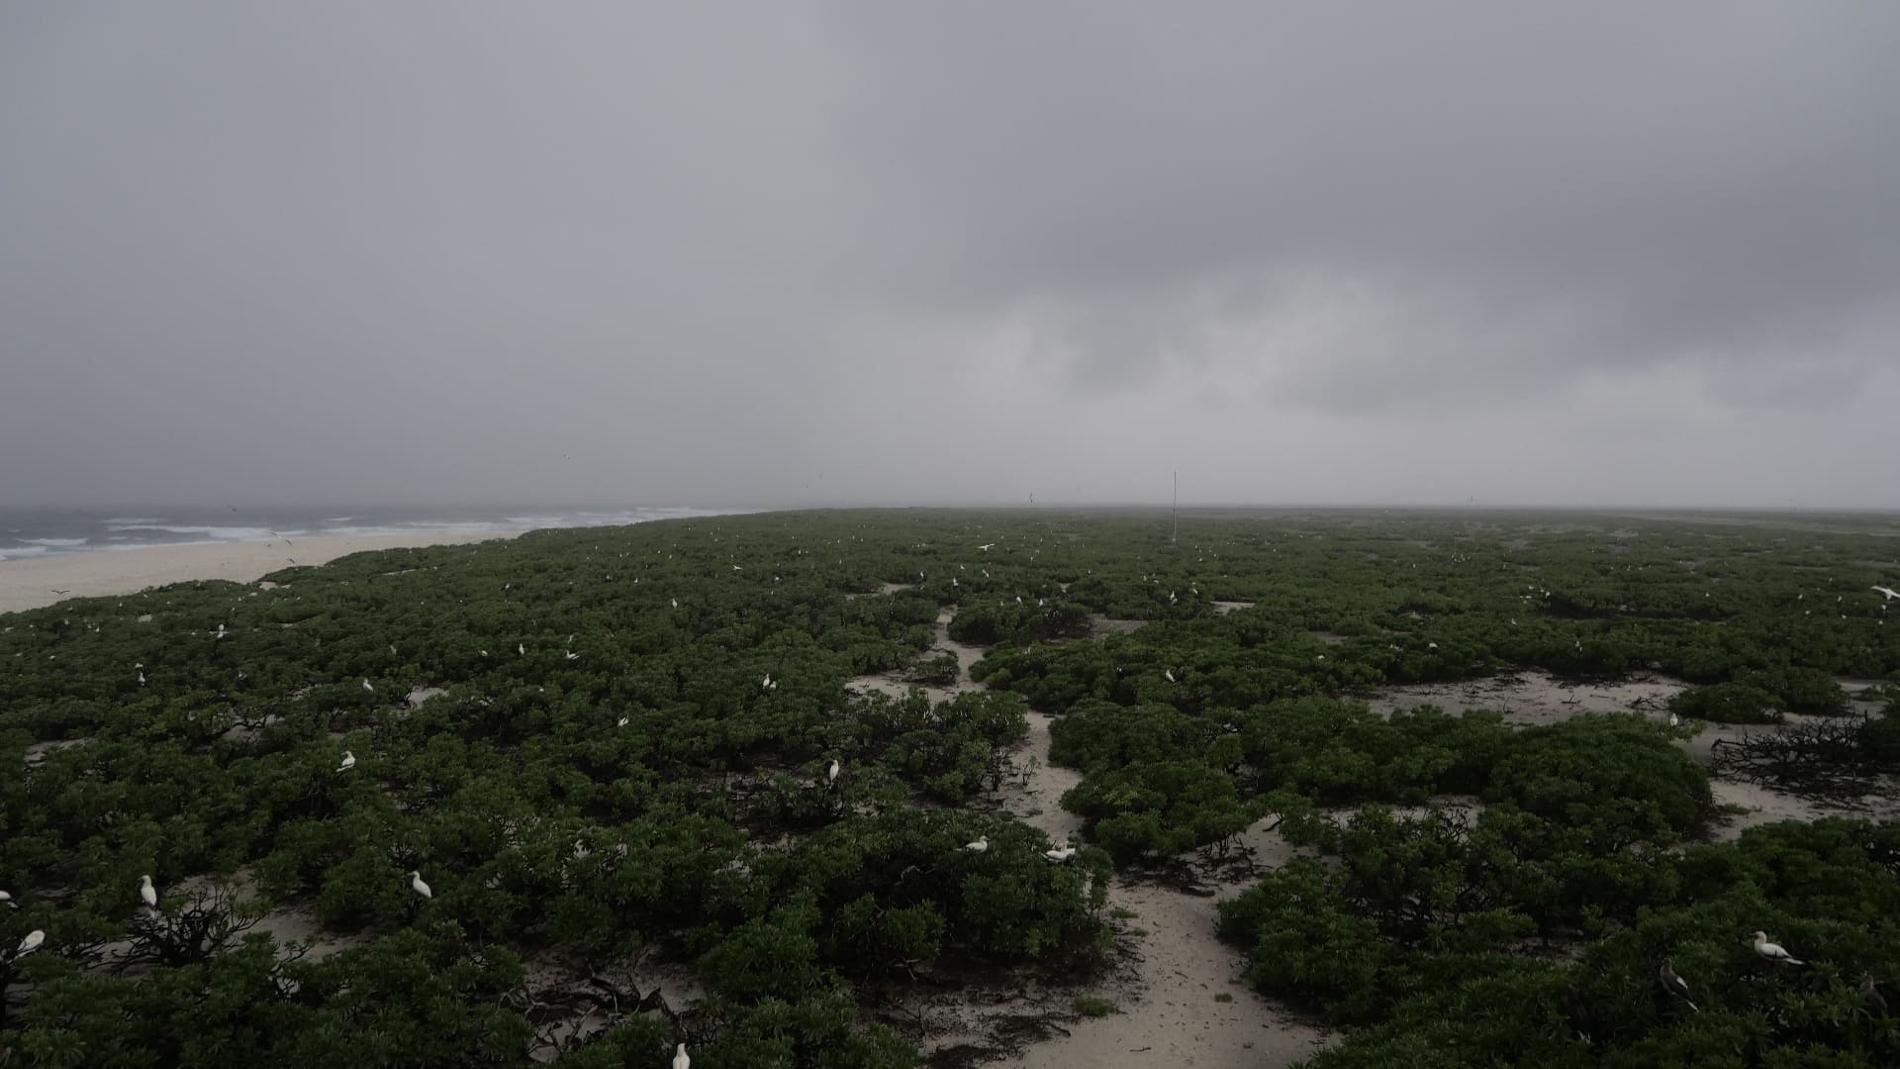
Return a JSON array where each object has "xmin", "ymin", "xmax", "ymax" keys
[
  {"xmin": 1164, "ymin": 669, "xmax": 1176, "ymax": 683},
  {"xmin": 963, "ymin": 835, "xmax": 989, "ymax": 853},
  {"xmin": 1427, "ymin": 642, "xmax": 1439, "ymax": 650},
  {"xmin": 762, "ymin": 674, "xmax": 773, "ymax": 690},
  {"xmin": 409, "ymin": 871, "xmax": 433, "ymax": 899},
  {"xmin": 15, "ymin": 929, "xmax": 44, "ymax": 957},
  {"xmin": 1669, "ymin": 712, "xmax": 1681, "ymax": 728},
  {"xmin": 673, "ymin": 1043, "xmax": 691, "ymax": 1069},
  {"xmin": 671, "ymin": 598, "xmax": 679, "ymax": 609},
  {"xmin": 337, "ymin": 750, "xmax": 356, "ymax": 773},
  {"xmin": 827, "ymin": 758, "xmax": 841, "ymax": 787},
  {"xmin": 1875, "ymin": 586, "xmax": 1900, "ymax": 601},
  {"xmin": 572, "ymin": 840, "xmax": 591, "ymax": 860},
  {"xmin": 138, "ymin": 670, "xmax": 147, "ymax": 686},
  {"xmin": 361, "ymin": 679, "xmax": 374, "ymax": 693},
  {"xmin": 519, "ymin": 643, "xmax": 527, "ymax": 656},
  {"xmin": 617, "ymin": 716, "xmax": 630, "ymax": 728},
  {"xmin": 0, "ymin": 890, "xmax": 16, "ymax": 909},
  {"xmin": 1752, "ymin": 931, "xmax": 1803, "ymax": 965},
  {"xmin": 565, "ymin": 651, "xmax": 580, "ymax": 661},
  {"xmin": 139, "ymin": 874, "xmax": 159, "ymax": 910},
  {"xmin": 1043, "ymin": 842, "xmax": 1076, "ymax": 864},
  {"xmin": 1659, "ymin": 958, "xmax": 1699, "ymax": 1011}
]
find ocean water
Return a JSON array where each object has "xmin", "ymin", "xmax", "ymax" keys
[{"xmin": 0, "ymin": 506, "xmax": 741, "ymax": 562}]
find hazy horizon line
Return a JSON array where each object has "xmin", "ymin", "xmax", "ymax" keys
[{"xmin": 5, "ymin": 500, "xmax": 1898, "ymax": 518}]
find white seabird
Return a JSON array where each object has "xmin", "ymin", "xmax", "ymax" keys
[
  {"xmin": 337, "ymin": 750, "xmax": 356, "ymax": 773},
  {"xmin": 1752, "ymin": 931, "xmax": 1803, "ymax": 965},
  {"xmin": 963, "ymin": 835, "xmax": 989, "ymax": 853},
  {"xmin": 409, "ymin": 871, "xmax": 433, "ymax": 899}
]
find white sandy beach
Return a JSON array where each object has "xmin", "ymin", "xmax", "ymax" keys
[{"xmin": 0, "ymin": 530, "xmax": 522, "ymax": 614}]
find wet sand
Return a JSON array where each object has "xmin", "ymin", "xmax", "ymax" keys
[{"xmin": 0, "ymin": 531, "xmax": 523, "ymax": 614}]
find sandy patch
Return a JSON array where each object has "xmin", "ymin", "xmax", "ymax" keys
[
  {"xmin": 1703, "ymin": 779, "xmax": 1897, "ymax": 842},
  {"xmin": 844, "ymin": 582, "xmax": 917, "ymax": 601},
  {"xmin": 1211, "ymin": 601, "xmax": 1254, "ymax": 616},
  {"xmin": 1089, "ymin": 615, "xmax": 1147, "ymax": 636},
  {"xmin": 993, "ymin": 709, "xmax": 1331, "ymax": 1069},
  {"xmin": 23, "ymin": 737, "xmax": 91, "ymax": 767},
  {"xmin": 0, "ymin": 531, "xmax": 524, "ymax": 614},
  {"xmin": 845, "ymin": 675, "xmax": 964, "ymax": 707},
  {"xmin": 1363, "ymin": 670, "xmax": 1687, "ymax": 725},
  {"xmin": 934, "ymin": 609, "xmax": 986, "ymax": 681}
]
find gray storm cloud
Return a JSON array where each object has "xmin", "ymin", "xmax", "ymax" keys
[{"xmin": 2, "ymin": 2, "xmax": 1897, "ymax": 510}]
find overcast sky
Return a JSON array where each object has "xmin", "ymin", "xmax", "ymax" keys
[{"xmin": 4, "ymin": 3, "xmax": 1898, "ymax": 510}]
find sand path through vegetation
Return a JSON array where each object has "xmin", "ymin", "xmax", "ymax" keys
[{"xmin": 918, "ymin": 608, "xmax": 1329, "ymax": 1069}]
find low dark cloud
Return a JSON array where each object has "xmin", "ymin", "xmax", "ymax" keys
[{"xmin": 3, "ymin": 2, "xmax": 1896, "ymax": 509}]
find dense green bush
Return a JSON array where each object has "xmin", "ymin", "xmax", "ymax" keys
[
  {"xmin": 5, "ymin": 508, "xmax": 1898, "ymax": 1065},
  {"xmin": 1669, "ymin": 681, "xmax": 1782, "ymax": 723}
]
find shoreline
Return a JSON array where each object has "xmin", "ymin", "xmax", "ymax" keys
[{"xmin": 0, "ymin": 530, "xmax": 524, "ymax": 614}]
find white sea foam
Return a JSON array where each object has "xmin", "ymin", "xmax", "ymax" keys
[
  {"xmin": 23, "ymin": 538, "xmax": 89, "ymax": 547},
  {"xmin": 123, "ymin": 525, "xmax": 280, "ymax": 541}
]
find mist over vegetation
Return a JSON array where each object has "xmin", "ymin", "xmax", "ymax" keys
[{"xmin": 3, "ymin": 509, "xmax": 1898, "ymax": 1066}]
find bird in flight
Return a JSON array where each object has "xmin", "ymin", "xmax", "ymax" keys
[
  {"xmin": 49, "ymin": 589, "xmax": 70, "ymax": 596},
  {"xmin": 977, "ymin": 543, "xmax": 996, "ymax": 552},
  {"xmin": 1874, "ymin": 585, "xmax": 1900, "ymax": 601}
]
